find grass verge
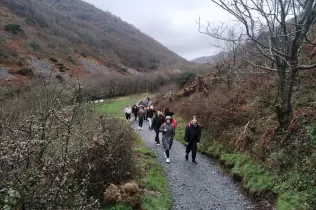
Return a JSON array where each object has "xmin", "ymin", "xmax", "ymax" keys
[{"xmin": 99, "ymin": 94, "xmax": 171, "ymax": 210}]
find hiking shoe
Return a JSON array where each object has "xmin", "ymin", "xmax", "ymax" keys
[
  {"xmin": 185, "ymin": 154, "xmax": 188, "ymax": 161},
  {"xmin": 192, "ymin": 160, "xmax": 198, "ymax": 164},
  {"xmin": 166, "ymin": 158, "xmax": 170, "ymax": 163}
]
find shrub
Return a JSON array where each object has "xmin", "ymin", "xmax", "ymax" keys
[
  {"xmin": 49, "ymin": 58, "xmax": 58, "ymax": 63},
  {"xmin": 29, "ymin": 40, "xmax": 40, "ymax": 52},
  {"xmin": 104, "ymin": 182, "xmax": 141, "ymax": 208},
  {"xmin": 120, "ymin": 66, "xmax": 128, "ymax": 72},
  {"xmin": 55, "ymin": 74, "xmax": 64, "ymax": 82},
  {"xmin": 16, "ymin": 68, "xmax": 34, "ymax": 76},
  {"xmin": 176, "ymin": 71, "xmax": 196, "ymax": 87},
  {"xmin": 4, "ymin": 24, "xmax": 21, "ymax": 34},
  {"xmin": 0, "ymin": 83, "xmax": 136, "ymax": 209},
  {"xmin": 67, "ymin": 56, "xmax": 76, "ymax": 64}
]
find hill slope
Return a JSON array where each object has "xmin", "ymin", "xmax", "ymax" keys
[
  {"xmin": 191, "ymin": 51, "xmax": 229, "ymax": 64},
  {"xmin": 0, "ymin": 0, "xmax": 186, "ymax": 83}
]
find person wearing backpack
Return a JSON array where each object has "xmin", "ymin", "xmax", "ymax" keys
[
  {"xmin": 152, "ymin": 110, "xmax": 165, "ymax": 145},
  {"xmin": 184, "ymin": 116, "xmax": 201, "ymax": 164},
  {"xmin": 138, "ymin": 106, "xmax": 145, "ymax": 130},
  {"xmin": 160, "ymin": 116, "xmax": 175, "ymax": 163},
  {"xmin": 164, "ymin": 108, "xmax": 177, "ymax": 129}
]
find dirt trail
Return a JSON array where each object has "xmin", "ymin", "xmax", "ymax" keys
[{"xmin": 134, "ymin": 121, "xmax": 254, "ymax": 210}]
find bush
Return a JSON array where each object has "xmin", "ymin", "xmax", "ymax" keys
[
  {"xmin": 4, "ymin": 24, "xmax": 21, "ymax": 34},
  {"xmin": 49, "ymin": 58, "xmax": 58, "ymax": 63},
  {"xmin": 16, "ymin": 68, "xmax": 34, "ymax": 76},
  {"xmin": 0, "ymin": 83, "xmax": 136, "ymax": 209},
  {"xmin": 120, "ymin": 66, "xmax": 128, "ymax": 72},
  {"xmin": 176, "ymin": 71, "xmax": 196, "ymax": 87},
  {"xmin": 104, "ymin": 182, "xmax": 141, "ymax": 208},
  {"xmin": 29, "ymin": 40, "xmax": 40, "ymax": 52}
]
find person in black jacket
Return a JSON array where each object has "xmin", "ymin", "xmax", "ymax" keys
[
  {"xmin": 132, "ymin": 105, "xmax": 138, "ymax": 121},
  {"xmin": 184, "ymin": 116, "xmax": 201, "ymax": 164},
  {"xmin": 164, "ymin": 108, "xmax": 174, "ymax": 117},
  {"xmin": 152, "ymin": 111, "xmax": 165, "ymax": 145}
]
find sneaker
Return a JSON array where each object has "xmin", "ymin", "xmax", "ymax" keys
[
  {"xmin": 185, "ymin": 154, "xmax": 188, "ymax": 161},
  {"xmin": 156, "ymin": 143, "xmax": 160, "ymax": 146},
  {"xmin": 138, "ymin": 126, "xmax": 140, "ymax": 130},
  {"xmin": 166, "ymin": 158, "xmax": 170, "ymax": 163},
  {"xmin": 164, "ymin": 152, "xmax": 167, "ymax": 158},
  {"xmin": 141, "ymin": 127, "xmax": 143, "ymax": 130},
  {"xmin": 192, "ymin": 160, "xmax": 198, "ymax": 164}
]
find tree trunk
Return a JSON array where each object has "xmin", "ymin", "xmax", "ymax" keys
[{"xmin": 275, "ymin": 66, "xmax": 297, "ymax": 128}]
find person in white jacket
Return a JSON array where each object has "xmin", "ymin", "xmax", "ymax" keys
[{"xmin": 124, "ymin": 105, "xmax": 132, "ymax": 121}]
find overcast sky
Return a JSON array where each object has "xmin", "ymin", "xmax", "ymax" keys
[{"xmin": 84, "ymin": 0, "xmax": 232, "ymax": 60}]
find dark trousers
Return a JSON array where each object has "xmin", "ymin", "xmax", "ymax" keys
[
  {"xmin": 126, "ymin": 113, "xmax": 131, "ymax": 120},
  {"xmin": 139, "ymin": 118, "xmax": 143, "ymax": 127},
  {"xmin": 154, "ymin": 128, "xmax": 160, "ymax": 143},
  {"xmin": 186, "ymin": 140, "xmax": 198, "ymax": 161},
  {"xmin": 133, "ymin": 113, "xmax": 137, "ymax": 121}
]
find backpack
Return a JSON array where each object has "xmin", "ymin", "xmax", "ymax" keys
[
  {"xmin": 171, "ymin": 118, "xmax": 177, "ymax": 129},
  {"xmin": 162, "ymin": 122, "xmax": 176, "ymax": 129}
]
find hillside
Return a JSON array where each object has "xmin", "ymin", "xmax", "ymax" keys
[
  {"xmin": 191, "ymin": 51, "xmax": 229, "ymax": 64},
  {"xmin": 0, "ymin": 0, "xmax": 186, "ymax": 83}
]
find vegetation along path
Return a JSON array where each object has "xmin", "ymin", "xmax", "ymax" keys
[{"xmin": 134, "ymin": 122, "xmax": 254, "ymax": 210}]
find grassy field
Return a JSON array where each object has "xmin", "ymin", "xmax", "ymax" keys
[
  {"xmin": 98, "ymin": 93, "xmax": 149, "ymax": 118},
  {"xmin": 98, "ymin": 94, "xmax": 171, "ymax": 210}
]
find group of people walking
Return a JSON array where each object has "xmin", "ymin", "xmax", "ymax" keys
[{"xmin": 124, "ymin": 102, "xmax": 202, "ymax": 164}]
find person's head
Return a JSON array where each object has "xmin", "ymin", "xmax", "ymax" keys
[
  {"xmin": 165, "ymin": 108, "xmax": 170, "ymax": 113},
  {"xmin": 191, "ymin": 116, "xmax": 198, "ymax": 124},
  {"xmin": 140, "ymin": 105, "xmax": 144, "ymax": 109},
  {"xmin": 127, "ymin": 105, "xmax": 129, "ymax": 107},
  {"xmin": 166, "ymin": 116, "xmax": 172, "ymax": 124}
]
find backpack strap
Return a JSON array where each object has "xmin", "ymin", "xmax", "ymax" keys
[{"xmin": 162, "ymin": 123, "xmax": 166, "ymax": 129}]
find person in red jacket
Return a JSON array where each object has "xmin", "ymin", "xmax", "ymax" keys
[{"xmin": 184, "ymin": 116, "xmax": 201, "ymax": 164}]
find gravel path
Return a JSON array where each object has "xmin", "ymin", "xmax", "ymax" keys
[{"xmin": 133, "ymin": 121, "xmax": 253, "ymax": 210}]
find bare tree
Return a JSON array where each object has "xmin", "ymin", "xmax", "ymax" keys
[
  {"xmin": 208, "ymin": 26, "xmax": 245, "ymax": 90},
  {"xmin": 199, "ymin": 0, "xmax": 316, "ymax": 127}
]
